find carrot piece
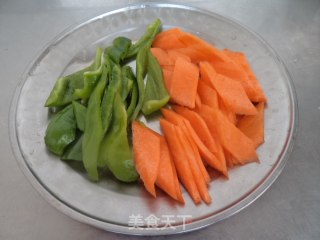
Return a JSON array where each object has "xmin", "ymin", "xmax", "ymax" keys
[
  {"xmin": 199, "ymin": 61, "xmax": 257, "ymax": 115},
  {"xmin": 198, "ymin": 106, "xmax": 259, "ymax": 164},
  {"xmin": 170, "ymin": 58, "xmax": 199, "ymax": 108},
  {"xmin": 197, "ymin": 80, "xmax": 219, "ymax": 109},
  {"xmin": 171, "ymin": 156, "xmax": 184, "ymax": 204},
  {"xmin": 210, "ymin": 60, "xmax": 253, "ymax": 101},
  {"xmin": 175, "ymin": 126, "xmax": 212, "ymax": 204},
  {"xmin": 176, "ymin": 32, "xmax": 230, "ymax": 63},
  {"xmin": 183, "ymin": 127, "xmax": 211, "ymax": 184},
  {"xmin": 173, "ymin": 106, "xmax": 228, "ymax": 177},
  {"xmin": 160, "ymin": 119, "xmax": 201, "ymax": 204},
  {"xmin": 167, "ymin": 49, "xmax": 191, "ymax": 62},
  {"xmin": 171, "ymin": 105, "xmax": 218, "ymax": 154},
  {"xmin": 237, "ymin": 102, "xmax": 265, "ymax": 148},
  {"xmin": 162, "ymin": 66, "xmax": 174, "ymax": 91},
  {"xmin": 156, "ymin": 136, "xmax": 184, "ymax": 203},
  {"xmin": 132, "ymin": 121, "xmax": 160, "ymax": 197},
  {"xmin": 151, "ymin": 48, "xmax": 174, "ymax": 66},
  {"xmin": 223, "ymin": 49, "xmax": 267, "ymax": 102},
  {"xmin": 224, "ymin": 149, "xmax": 235, "ymax": 168},
  {"xmin": 195, "ymin": 93, "xmax": 202, "ymax": 109},
  {"xmin": 162, "ymin": 108, "xmax": 228, "ymax": 177},
  {"xmin": 161, "ymin": 109, "xmax": 210, "ymax": 182},
  {"xmin": 219, "ymin": 99, "xmax": 237, "ymax": 125},
  {"xmin": 152, "ymin": 28, "xmax": 185, "ymax": 50}
]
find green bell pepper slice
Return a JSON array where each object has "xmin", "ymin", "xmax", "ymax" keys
[
  {"xmin": 100, "ymin": 64, "xmax": 122, "ymax": 135},
  {"xmin": 142, "ymin": 49, "xmax": 170, "ymax": 115},
  {"xmin": 45, "ymin": 48, "xmax": 102, "ymax": 107},
  {"xmin": 61, "ymin": 134, "xmax": 83, "ymax": 162},
  {"xmin": 126, "ymin": 19, "xmax": 162, "ymax": 58},
  {"xmin": 108, "ymin": 37, "xmax": 132, "ymax": 63},
  {"xmin": 121, "ymin": 66, "xmax": 134, "ymax": 102},
  {"xmin": 82, "ymin": 76, "xmax": 107, "ymax": 181},
  {"xmin": 99, "ymin": 93, "xmax": 139, "ymax": 182},
  {"xmin": 72, "ymin": 101, "xmax": 87, "ymax": 131},
  {"xmin": 129, "ymin": 45, "xmax": 148, "ymax": 121},
  {"xmin": 44, "ymin": 104, "xmax": 76, "ymax": 156}
]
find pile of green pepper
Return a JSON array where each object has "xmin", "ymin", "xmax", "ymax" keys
[{"xmin": 44, "ymin": 19, "xmax": 169, "ymax": 182}]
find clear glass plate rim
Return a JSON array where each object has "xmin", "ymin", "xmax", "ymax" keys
[{"xmin": 8, "ymin": 2, "xmax": 299, "ymax": 236}]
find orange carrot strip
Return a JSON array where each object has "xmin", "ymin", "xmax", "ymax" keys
[
  {"xmin": 224, "ymin": 49, "xmax": 267, "ymax": 102},
  {"xmin": 151, "ymin": 48, "xmax": 174, "ymax": 66},
  {"xmin": 176, "ymin": 32, "xmax": 230, "ymax": 63},
  {"xmin": 195, "ymin": 93, "xmax": 202, "ymax": 110},
  {"xmin": 183, "ymin": 126, "xmax": 211, "ymax": 184},
  {"xmin": 198, "ymin": 106, "xmax": 259, "ymax": 164},
  {"xmin": 152, "ymin": 28, "xmax": 185, "ymax": 49},
  {"xmin": 162, "ymin": 108, "xmax": 228, "ymax": 177},
  {"xmin": 197, "ymin": 80, "xmax": 219, "ymax": 109},
  {"xmin": 160, "ymin": 118, "xmax": 201, "ymax": 204},
  {"xmin": 199, "ymin": 61, "xmax": 257, "ymax": 115},
  {"xmin": 132, "ymin": 121, "xmax": 160, "ymax": 197},
  {"xmin": 161, "ymin": 109, "xmax": 210, "ymax": 183},
  {"xmin": 237, "ymin": 102, "xmax": 265, "ymax": 148},
  {"xmin": 156, "ymin": 136, "xmax": 184, "ymax": 203},
  {"xmin": 170, "ymin": 58, "xmax": 199, "ymax": 108},
  {"xmin": 218, "ymin": 98, "xmax": 237, "ymax": 125},
  {"xmin": 175, "ymin": 126, "xmax": 212, "ymax": 204},
  {"xmin": 171, "ymin": 105, "xmax": 218, "ymax": 154},
  {"xmin": 162, "ymin": 66, "xmax": 174, "ymax": 91},
  {"xmin": 167, "ymin": 49, "xmax": 191, "ymax": 62}
]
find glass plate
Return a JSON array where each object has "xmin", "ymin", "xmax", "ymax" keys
[{"xmin": 9, "ymin": 3, "xmax": 297, "ymax": 236}]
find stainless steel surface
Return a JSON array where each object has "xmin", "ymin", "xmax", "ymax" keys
[
  {"xmin": 9, "ymin": 4, "xmax": 297, "ymax": 235},
  {"xmin": 1, "ymin": 0, "xmax": 319, "ymax": 239}
]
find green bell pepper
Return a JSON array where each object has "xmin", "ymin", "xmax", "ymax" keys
[
  {"xmin": 99, "ymin": 93, "xmax": 139, "ymax": 182},
  {"xmin": 100, "ymin": 64, "xmax": 122, "ymax": 135},
  {"xmin": 72, "ymin": 101, "xmax": 87, "ymax": 131},
  {"xmin": 44, "ymin": 104, "xmax": 76, "ymax": 155},
  {"xmin": 82, "ymin": 76, "xmax": 107, "ymax": 181},
  {"xmin": 45, "ymin": 48, "xmax": 102, "ymax": 107},
  {"xmin": 126, "ymin": 19, "xmax": 162, "ymax": 58},
  {"xmin": 126, "ymin": 78, "xmax": 138, "ymax": 123},
  {"xmin": 121, "ymin": 66, "xmax": 134, "ymax": 102},
  {"xmin": 108, "ymin": 37, "xmax": 132, "ymax": 63},
  {"xmin": 142, "ymin": 49, "xmax": 170, "ymax": 115},
  {"xmin": 129, "ymin": 45, "xmax": 148, "ymax": 121},
  {"xmin": 61, "ymin": 134, "xmax": 83, "ymax": 162}
]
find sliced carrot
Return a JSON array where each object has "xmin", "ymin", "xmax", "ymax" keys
[
  {"xmin": 175, "ymin": 126, "xmax": 212, "ymax": 204},
  {"xmin": 223, "ymin": 49, "xmax": 267, "ymax": 102},
  {"xmin": 183, "ymin": 127, "xmax": 211, "ymax": 184},
  {"xmin": 160, "ymin": 118, "xmax": 201, "ymax": 204},
  {"xmin": 170, "ymin": 58, "xmax": 199, "ymax": 108},
  {"xmin": 161, "ymin": 108, "xmax": 211, "ymax": 182},
  {"xmin": 197, "ymin": 80, "xmax": 219, "ymax": 109},
  {"xmin": 167, "ymin": 49, "xmax": 191, "ymax": 62},
  {"xmin": 132, "ymin": 121, "xmax": 160, "ymax": 197},
  {"xmin": 198, "ymin": 106, "xmax": 259, "ymax": 164},
  {"xmin": 162, "ymin": 108, "xmax": 228, "ymax": 177},
  {"xmin": 219, "ymin": 99, "xmax": 237, "ymax": 125},
  {"xmin": 171, "ymin": 105, "xmax": 218, "ymax": 154},
  {"xmin": 195, "ymin": 93, "xmax": 202, "ymax": 110},
  {"xmin": 237, "ymin": 102, "xmax": 265, "ymax": 148},
  {"xmin": 176, "ymin": 32, "xmax": 230, "ymax": 63},
  {"xmin": 152, "ymin": 28, "xmax": 185, "ymax": 50},
  {"xmin": 199, "ymin": 61, "xmax": 257, "ymax": 115},
  {"xmin": 151, "ymin": 48, "xmax": 174, "ymax": 66},
  {"xmin": 162, "ymin": 66, "xmax": 174, "ymax": 91},
  {"xmin": 156, "ymin": 136, "xmax": 184, "ymax": 203},
  {"xmin": 171, "ymin": 156, "xmax": 184, "ymax": 204}
]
